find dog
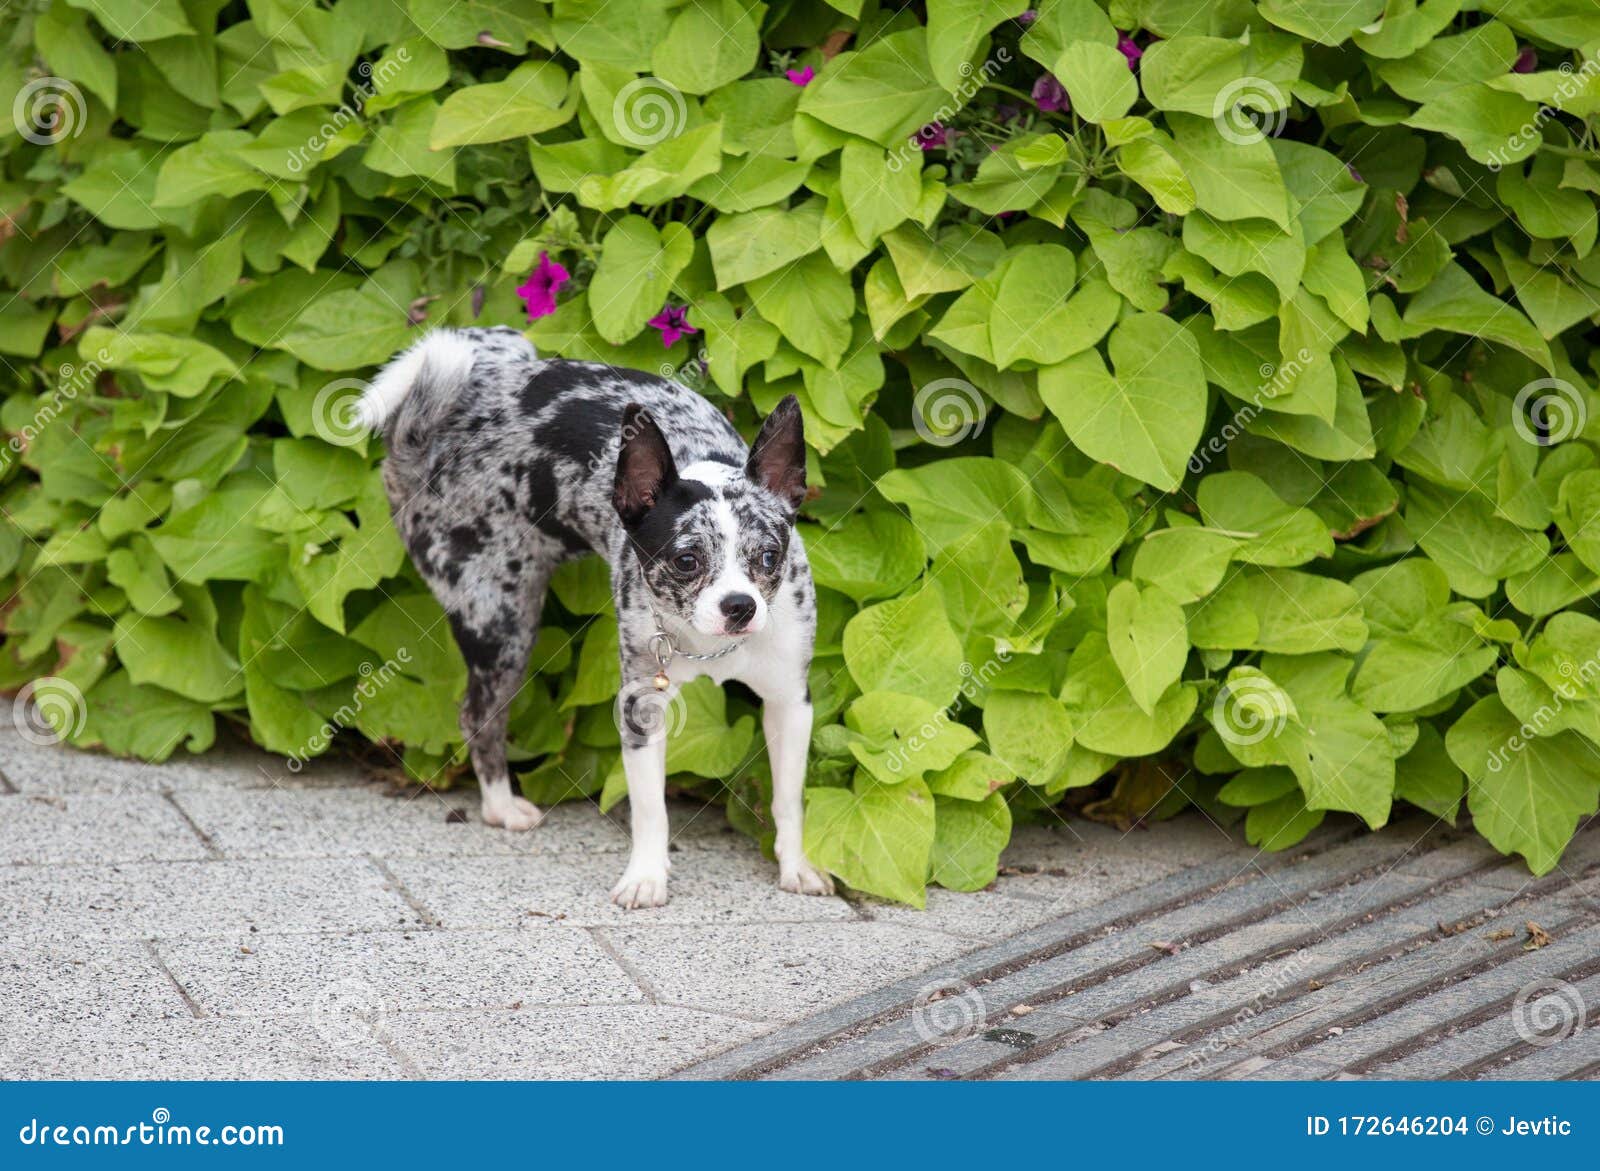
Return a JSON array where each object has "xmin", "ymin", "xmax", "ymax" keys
[{"xmin": 358, "ymin": 326, "xmax": 834, "ymax": 907}]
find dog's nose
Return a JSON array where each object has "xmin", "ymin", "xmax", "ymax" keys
[{"xmin": 719, "ymin": 593, "xmax": 757, "ymax": 629}]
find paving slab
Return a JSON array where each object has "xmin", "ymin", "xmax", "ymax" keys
[
  {"xmin": 158, "ymin": 926, "xmax": 644, "ymax": 1017},
  {"xmin": 6, "ymin": 730, "xmax": 1594, "ymax": 1081},
  {"xmin": 0, "ymin": 857, "xmax": 424, "ymax": 942},
  {"xmin": 0, "ymin": 791, "xmax": 211, "ymax": 865},
  {"xmin": 382, "ymin": 848, "xmax": 862, "ymax": 929},
  {"xmin": 599, "ymin": 922, "xmax": 974, "ymax": 1020},
  {"xmin": 2, "ymin": 1014, "xmax": 409, "ymax": 1080},
  {"xmin": 384, "ymin": 1005, "xmax": 768, "ymax": 1079}
]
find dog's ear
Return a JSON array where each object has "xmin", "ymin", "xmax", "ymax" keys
[
  {"xmin": 746, "ymin": 394, "xmax": 806, "ymax": 513},
  {"xmin": 613, "ymin": 404, "xmax": 678, "ymax": 526}
]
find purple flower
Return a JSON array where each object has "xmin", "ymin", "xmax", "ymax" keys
[
  {"xmin": 1017, "ymin": 8, "xmax": 1037, "ymax": 25},
  {"xmin": 1031, "ymin": 74, "xmax": 1068, "ymax": 113},
  {"xmin": 786, "ymin": 65, "xmax": 815, "ymax": 86},
  {"xmin": 1513, "ymin": 45, "xmax": 1538, "ymax": 73},
  {"xmin": 995, "ymin": 102, "xmax": 1022, "ymax": 123},
  {"xmin": 1117, "ymin": 32, "xmax": 1143, "ymax": 68},
  {"xmin": 913, "ymin": 122, "xmax": 949, "ymax": 150},
  {"xmin": 515, "ymin": 251, "xmax": 569, "ymax": 321},
  {"xmin": 1347, "ymin": 163, "xmax": 1364, "ymax": 183},
  {"xmin": 648, "ymin": 302, "xmax": 698, "ymax": 348}
]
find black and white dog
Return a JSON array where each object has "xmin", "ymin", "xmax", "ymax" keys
[{"xmin": 358, "ymin": 327, "xmax": 833, "ymax": 907}]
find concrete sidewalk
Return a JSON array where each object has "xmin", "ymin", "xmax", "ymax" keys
[{"xmin": 0, "ymin": 722, "xmax": 1244, "ymax": 1079}]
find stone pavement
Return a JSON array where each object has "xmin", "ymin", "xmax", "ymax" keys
[
  {"xmin": 6, "ymin": 721, "xmax": 1595, "ymax": 1081},
  {"xmin": 0, "ymin": 722, "xmax": 1242, "ymax": 1080}
]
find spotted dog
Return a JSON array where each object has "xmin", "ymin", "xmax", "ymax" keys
[{"xmin": 359, "ymin": 327, "xmax": 833, "ymax": 908}]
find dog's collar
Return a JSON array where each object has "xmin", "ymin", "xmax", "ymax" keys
[{"xmin": 645, "ymin": 606, "xmax": 741, "ymax": 689}]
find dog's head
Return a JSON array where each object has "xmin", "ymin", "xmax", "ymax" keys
[{"xmin": 612, "ymin": 395, "xmax": 805, "ymax": 638}]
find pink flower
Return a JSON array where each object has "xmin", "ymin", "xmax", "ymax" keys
[
  {"xmin": 786, "ymin": 65, "xmax": 815, "ymax": 86},
  {"xmin": 1513, "ymin": 45, "xmax": 1538, "ymax": 73},
  {"xmin": 913, "ymin": 122, "xmax": 949, "ymax": 150},
  {"xmin": 1117, "ymin": 33, "xmax": 1143, "ymax": 68},
  {"xmin": 515, "ymin": 252, "xmax": 569, "ymax": 321},
  {"xmin": 648, "ymin": 302, "xmax": 698, "ymax": 348},
  {"xmin": 1017, "ymin": 9, "xmax": 1037, "ymax": 25},
  {"xmin": 1032, "ymin": 74, "xmax": 1068, "ymax": 112}
]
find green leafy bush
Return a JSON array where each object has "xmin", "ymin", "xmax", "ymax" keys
[{"xmin": 4, "ymin": 0, "xmax": 1600, "ymax": 905}]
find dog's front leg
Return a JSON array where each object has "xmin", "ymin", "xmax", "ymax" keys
[
  {"xmin": 765, "ymin": 699, "xmax": 834, "ymax": 896},
  {"xmin": 612, "ymin": 689, "xmax": 672, "ymax": 909}
]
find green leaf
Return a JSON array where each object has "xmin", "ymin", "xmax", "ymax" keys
[
  {"xmin": 843, "ymin": 583, "xmax": 966, "ymax": 708},
  {"xmin": 930, "ymin": 791, "xmax": 1012, "ymax": 891},
  {"xmin": 807, "ymin": 510, "xmax": 926, "ymax": 602},
  {"xmin": 1446, "ymin": 697, "xmax": 1599, "ymax": 874},
  {"xmin": 1040, "ymin": 312, "xmax": 1208, "ymax": 491},
  {"xmin": 588, "ymin": 216, "xmax": 694, "ymax": 344},
  {"xmin": 804, "ymin": 779, "xmax": 937, "ymax": 906},
  {"xmin": 1106, "ymin": 580, "xmax": 1189, "ymax": 716},
  {"xmin": 983, "ymin": 691, "xmax": 1073, "ymax": 785},
  {"xmin": 1258, "ymin": 0, "xmax": 1386, "ymax": 44},
  {"xmin": 430, "ymin": 61, "xmax": 573, "ymax": 147},
  {"xmin": 1055, "ymin": 40, "xmax": 1138, "ymax": 123},
  {"xmin": 798, "ymin": 29, "xmax": 953, "ymax": 149}
]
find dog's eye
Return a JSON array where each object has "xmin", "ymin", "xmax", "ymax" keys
[
  {"xmin": 672, "ymin": 552, "xmax": 699, "ymax": 575},
  {"xmin": 758, "ymin": 548, "xmax": 779, "ymax": 571}
]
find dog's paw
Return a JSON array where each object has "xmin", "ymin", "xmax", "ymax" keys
[
  {"xmin": 779, "ymin": 858, "xmax": 835, "ymax": 896},
  {"xmin": 610, "ymin": 864, "xmax": 670, "ymax": 909},
  {"xmin": 482, "ymin": 795, "xmax": 544, "ymax": 831}
]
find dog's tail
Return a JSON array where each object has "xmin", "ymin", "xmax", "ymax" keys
[{"xmin": 356, "ymin": 329, "xmax": 480, "ymax": 441}]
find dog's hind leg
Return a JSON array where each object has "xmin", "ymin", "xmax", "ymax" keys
[{"xmin": 437, "ymin": 555, "xmax": 555, "ymax": 832}]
